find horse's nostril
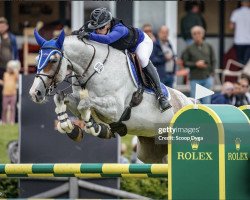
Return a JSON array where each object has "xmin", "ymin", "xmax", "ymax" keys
[{"xmin": 36, "ymin": 90, "xmax": 42, "ymax": 96}]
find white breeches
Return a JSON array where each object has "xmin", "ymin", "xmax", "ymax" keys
[{"xmin": 135, "ymin": 32, "xmax": 153, "ymax": 68}]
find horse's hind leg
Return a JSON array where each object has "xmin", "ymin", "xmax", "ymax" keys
[{"xmin": 137, "ymin": 136, "xmax": 168, "ymax": 163}]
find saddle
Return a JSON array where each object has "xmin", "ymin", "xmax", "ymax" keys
[
  {"xmin": 127, "ymin": 52, "xmax": 152, "ymax": 89},
  {"xmin": 126, "ymin": 51, "xmax": 170, "ymax": 97}
]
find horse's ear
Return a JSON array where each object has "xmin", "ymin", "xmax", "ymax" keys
[
  {"xmin": 34, "ymin": 29, "xmax": 46, "ymax": 47},
  {"xmin": 56, "ymin": 29, "xmax": 65, "ymax": 49}
]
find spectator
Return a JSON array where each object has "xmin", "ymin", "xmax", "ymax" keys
[
  {"xmin": 231, "ymin": 82, "xmax": 248, "ymax": 107},
  {"xmin": 0, "ymin": 60, "xmax": 20, "ymax": 125},
  {"xmin": 120, "ymin": 143, "xmax": 129, "ymax": 163},
  {"xmin": 230, "ymin": 0, "xmax": 250, "ymax": 65},
  {"xmin": 182, "ymin": 26, "xmax": 216, "ymax": 104},
  {"xmin": 232, "ymin": 82, "xmax": 241, "ymax": 97},
  {"xmin": 142, "ymin": 23, "xmax": 156, "ymax": 42},
  {"xmin": 181, "ymin": 2, "xmax": 206, "ymax": 45},
  {"xmin": 151, "ymin": 26, "xmax": 176, "ymax": 88},
  {"xmin": 239, "ymin": 77, "xmax": 250, "ymax": 104},
  {"xmin": 130, "ymin": 136, "xmax": 142, "ymax": 164},
  {"xmin": 211, "ymin": 82, "xmax": 234, "ymax": 104},
  {"xmin": 0, "ymin": 17, "xmax": 19, "ymax": 122},
  {"xmin": 240, "ymin": 77, "xmax": 250, "ymax": 102}
]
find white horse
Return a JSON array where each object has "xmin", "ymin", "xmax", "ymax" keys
[{"xmin": 29, "ymin": 30, "xmax": 193, "ymax": 163}]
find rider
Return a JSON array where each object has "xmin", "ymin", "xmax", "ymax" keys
[{"xmin": 77, "ymin": 8, "xmax": 172, "ymax": 112}]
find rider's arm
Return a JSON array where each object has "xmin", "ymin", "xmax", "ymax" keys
[{"xmin": 89, "ymin": 25, "xmax": 129, "ymax": 44}]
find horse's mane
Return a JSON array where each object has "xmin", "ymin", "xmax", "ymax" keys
[
  {"xmin": 62, "ymin": 34, "xmax": 127, "ymax": 74},
  {"xmin": 63, "ymin": 35, "xmax": 125, "ymax": 56},
  {"xmin": 64, "ymin": 35, "xmax": 83, "ymax": 46},
  {"xmin": 64, "ymin": 35, "xmax": 103, "ymax": 48}
]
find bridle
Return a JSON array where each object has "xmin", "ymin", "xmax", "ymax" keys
[
  {"xmin": 35, "ymin": 47, "xmax": 64, "ymax": 96},
  {"xmin": 35, "ymin": 39, "xmax": 110, "ymax": 96}
]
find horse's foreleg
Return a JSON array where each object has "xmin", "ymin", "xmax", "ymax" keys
[
  {"xmin": 54, "ymin": 93, "xmax": 74, "ymax": 134},
  {"xmin": 78, "ymin": 108, "xmax": 115, "ymax": 139},
  {"xmin": 64, "ymin": 93, "xmax": 81, "ymax": 119},
  {"xmin": 77, "ymin": 95, "xmax": 118, "ymax": 139},
  {"xmin": 54, "ymin": 93, "xmax": 84, "ymax": 142},
  {"xmin": 78, "ymin": 95, "xmax": 118, "ymax": 122}
]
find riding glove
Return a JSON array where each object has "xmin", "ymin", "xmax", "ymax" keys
[{"xmin": 78, "ymin": 31, "xmax": 90, "ymax": 40}]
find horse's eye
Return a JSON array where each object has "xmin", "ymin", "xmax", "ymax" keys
[{"xmin": 50, "ymin": 58, "xmax": 58, "ymax": 63}]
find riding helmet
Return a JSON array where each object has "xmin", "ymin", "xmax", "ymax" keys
[{"xmin": 88, "ymin": 8, "xmax": 112, "ymax": 30}]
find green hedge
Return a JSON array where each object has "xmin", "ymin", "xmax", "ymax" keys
[
  {"xmin": 121, "ymin": 177, "xmax": 167, "ymax": 199},
  {"xmin": 0, "ymin": 178, "xmax": 18, "ymax": 198},
  {"xmin": 120, "ymin": 134, "xmax": 168, "ymax": 199}
]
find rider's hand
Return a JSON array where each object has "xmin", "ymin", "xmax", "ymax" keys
[
  {"xmin": 77, "ymin": 31, "xmax": 90, "ymax": 40},
  {"xmin": 71, "ymin": 30, "xmax": 80, "ymax": 35}
]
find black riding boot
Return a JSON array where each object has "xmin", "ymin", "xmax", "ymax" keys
[{"xmin": 143, "ymin": 61, "xmax": 172, "ymax": 112}]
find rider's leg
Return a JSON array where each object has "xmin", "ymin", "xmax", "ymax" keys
[{"xmin": 135, "ymin": 33, "xmax": 172, "ymax": 112}]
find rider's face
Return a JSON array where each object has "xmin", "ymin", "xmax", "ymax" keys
[{"xmin": 96, "ymin": 23, "xmax": 110, "ymax": 35}]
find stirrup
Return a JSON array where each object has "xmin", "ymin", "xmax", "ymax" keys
[
  {"xmin": 160, "ymin": 103, "xmax": 172, "ymax": 113},
  {"xmin": 158, "ymin": 95, "xmax": 172, "ymax": 112}
]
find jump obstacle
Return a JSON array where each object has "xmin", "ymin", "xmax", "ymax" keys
[
  {"xmin": 239, "ymin": 105, "xmax": 250, "ymax": 120},
  {"xmin": 168, "ymin": 104, "xmax": 250, "ymax": 200},
  {"xmin": 3, "ymin": 104, "xmax": 249, "ymax": 200},
  {"xmin": 0, "ymin": 163, "xmax": 168, "ymax": 178}
]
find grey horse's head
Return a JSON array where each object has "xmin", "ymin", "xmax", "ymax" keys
[{"xmin": 29, "ymin": 29, "xmax": 68, "ymax": 103}]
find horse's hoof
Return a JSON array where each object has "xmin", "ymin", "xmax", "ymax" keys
[{"xmin": 66, "ymin": 124, "xmax": 84, "ymax": 142}]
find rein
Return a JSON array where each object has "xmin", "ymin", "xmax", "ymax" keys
[{"xmin": 77, "ymin": 39, "xmax": 110, "ymax": 89}]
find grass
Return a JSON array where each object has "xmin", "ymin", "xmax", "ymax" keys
[
  {"xmin": 0, "ymin": 124, "xmax": 19, "ymax": 163},
  {"xmin": 0, "ymin": 124, "xmax": 19, "ymax": 198}
]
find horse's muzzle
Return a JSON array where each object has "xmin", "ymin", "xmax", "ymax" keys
[{"xmin": 30, "ymin": 89, "xmax": 46, "ymax": 103}]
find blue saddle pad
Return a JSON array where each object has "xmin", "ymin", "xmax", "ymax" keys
[{"xmin": 127, "ymin": 56, "xmax": 170, "ymax": 100}]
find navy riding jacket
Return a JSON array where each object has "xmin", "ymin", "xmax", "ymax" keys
[{"xmin": 89, "ymin": 23, "xmax": 144, "ymax": 52}]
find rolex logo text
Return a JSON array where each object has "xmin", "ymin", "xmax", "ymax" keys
[{"xmin": 177, "ymin": 152, "xmax": 213, "ymax": 160}]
